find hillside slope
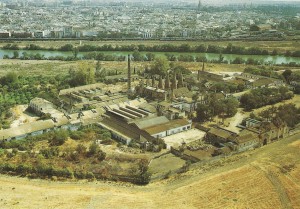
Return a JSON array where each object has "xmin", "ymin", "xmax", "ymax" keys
[{"xmin": 0, "ymin": 133, "xmax": 299, "ymax": 209}]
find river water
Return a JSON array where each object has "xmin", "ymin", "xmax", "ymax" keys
[{"xmin": 0, "ymin": 50, "xmax": 299, "ymax": 64}]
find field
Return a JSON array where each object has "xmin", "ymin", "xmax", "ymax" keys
[
  {"xmin": 1, "ymin": 40, "xmax": 300, "ymax": 53},
  {"xmin": 0, "ymin": 132, "xmax": 299, "ymax": 209},
  {"xmin": 0, "ymin": 58, "xmax": 295, "ymax": 77}
]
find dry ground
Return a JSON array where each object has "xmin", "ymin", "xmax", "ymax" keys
[{"xmin": 0, "ymin": 132, "xmax": 299, "ymax": 209}]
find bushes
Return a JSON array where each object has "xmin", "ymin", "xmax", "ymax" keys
[
  {"xmin": 48, "ymin": 130, "xmax": 69, "ymax": 146},
  {"xmin": 40, "ymin": 147, "xmax": 59, "ymax": 159}
]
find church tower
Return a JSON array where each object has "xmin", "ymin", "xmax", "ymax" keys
[{"xmin": 198, "ymin": 0, "xmax": 202, "ymax": 12}]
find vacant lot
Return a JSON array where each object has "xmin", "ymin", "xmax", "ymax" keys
[
  {"xmin": 0, "ymin": 132, "xmax": 299, "ymax": 209},
  {"xmin": 0, "ymin": 59, "xmax": 280, "ymax": 77}
]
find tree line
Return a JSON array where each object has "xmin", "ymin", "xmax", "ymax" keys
[
  {"xmin": 2, "ymin": 43, "xmax": 300, "ymax": 57},
  {"xmin": 240, "ymin": 87, "xmax": 293, "ymax": 111},
  {"xmin": 258, "ymin": 103, "xmax": 300, "ymax": 128},
  {"xmin": 195, "ymin": 95, "xmax": 239, "ymax": 122}
]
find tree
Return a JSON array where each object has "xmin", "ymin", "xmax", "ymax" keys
[
  {"xmin": 196, "ymin": 103, "xmax": 211, "ymax": 122},
  {"xmin": 282, "ymin": 69, "xmax": 292, "ymax": 84},
  {"xmin": 12, "ymin": 51, "xmax": 19, "ymax": 59},
  {"xmin": 172, "ymin": 65, "xmax": 191, "ymax": 75},
  {"xmin": 259, "ymin": 109, "xmax": 272, "ymax": 121},
  {"xmin": 277, "ymin": 104, "xmax": 300, "ymax": 128},
  {"xmin": 145, "ymin": 53, "xmax": 155, "ymax": 61},
  {"xmin": 240, "ymin": 93, "xmax": 257, "ymax": 110},
  {"xmin": 223, "ymin": 98, "xmax": 239, "ymax": 117},
  {"xmin": 232, "ymin": 57, "xmax": 245, "ymax": 64},
  {"xmin": 88, "ymin": 143, "xmax": 99, "ymax": 156},
  {"xmin": 68, "ymin": 62, "xmax": 95, "ymax": 87},
  {"xmin": 76, "ymin": 144, "xmax": 87, "ymax": 156},
  {"xmin": 132, "ymin": 50, "xmax": 144, "ymax": 61},
  {"xmin": 150, "ymin": 57, "xmax": 169, "ymax": 76},
  {"xmin": 73, "ymin": 47, "xmax": 79, "ymax": 59},
  {"xmin": 136, "ymin": 159, "xmax": 151, "ymax": 184},
  {"xmin": 0, "ymin": 72, "xmax": 18, "ymax": 86},
  {"xmin": 60, "ymin": 44, "xmax": 74, "ymax": 51}
]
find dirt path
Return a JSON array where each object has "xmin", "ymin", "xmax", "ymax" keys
[
  {"xmin": 225, "ymin": 109, "xmax": 247, "ymax": 133},
  {"xmin": 251, "ymin": 163, "xmax": 293, "ymax": 209}
]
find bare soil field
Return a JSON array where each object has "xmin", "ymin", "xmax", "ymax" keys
[
  {"xmin": 0, "ymin": 132, "xmax": 299, "ymax": 209},
  {"xmin": 0, "ymin": 59, "xmax": 78, "ymax": 76}
]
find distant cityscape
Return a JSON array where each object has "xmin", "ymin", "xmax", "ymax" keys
[{"xmin": 0, "ymin": 0, "xmax": 298, "ymax": 40}]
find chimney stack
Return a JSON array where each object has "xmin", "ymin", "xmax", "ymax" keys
[
  {"xmin": 165, "ymin": 73, "xmax": 170, "ymax": 89},
  {"xmin": 158, "ymin": 75, "xmax": 163, "ymax": 89},
  {"xmin": 151, "ymin": 76, "xmax": 155, "ymax": 87},
  {"xmin": 172, "ymin": 72, "xmax": 177, "ymax": 90},
  {"xmin": 178, "ymin": 72, "xmax": 183, "ymax": 88},
  {"xmin": 146, "ymin": 77, "xmax": 151, "ymax": 86},
  {"xmin": 128, "ymin": 54, "xmax": 131, "ymax": 92}
]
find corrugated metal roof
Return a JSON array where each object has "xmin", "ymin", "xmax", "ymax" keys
[
  {"xmin": 143, "ymin": 119, "xmax": 191, "ymax": 135},
  {"xmin": 0, "ymin": 120, "xmax": 55, "ymax": 140},
  {"xmin": 134, "ymin": 116, "xmax": 169, "ymax": 129},
  {"xmin": 208, "ymin": 127, "xmax": 234, "ymax": 139}
]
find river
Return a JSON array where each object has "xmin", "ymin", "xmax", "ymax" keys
[{"xmin": 0, "ymin": 49, "xmax": 299, "ymax": 64}]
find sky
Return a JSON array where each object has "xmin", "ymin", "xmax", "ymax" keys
[
  {"xmin": 188, "ymin": 0, "xmax": 300, "ymax": 4},
  {"xmin": 94, "ymin": 0, "xmax": 300, "ymax": 5}
]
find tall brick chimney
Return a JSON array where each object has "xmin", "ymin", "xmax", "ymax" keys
[
  {"xmin": 172, "ymin": 72, "xmax": 177, "ymax": 90},
  {"xmin": 165, "ymin": 73, "xmax": 170, "ymax": 89},
  {"xmin": 158, "ymin": 75, "xmax": 163, "ymax": 89},
  {"xmin": 127, "ymin": 54, "xmax": 131, "ymax": 92},
  {"xmin": 178, "ymin": 72, "xmax": 183, "ymax": 88}
]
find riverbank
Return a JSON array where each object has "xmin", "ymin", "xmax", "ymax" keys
[
  {"xmin": 0, "ymin": 40, "xmax": 300, "ymax": 54},
  {"xmin": 0, "ymin": 49, "xmax": 299, "ymax": 65}
]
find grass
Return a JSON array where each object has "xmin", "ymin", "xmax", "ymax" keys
[
  {"xmin": 0, "ymin": 59, "xmax": 270, "ymax": 76},
  {"xmin": 0, "ymin": 58, "xmax": 298, "ymax": 78},
  {"xmin": 148, "ymin": 153, "xmax": 186, "ymax": 179}
]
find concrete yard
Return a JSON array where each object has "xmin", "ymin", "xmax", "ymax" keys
[{"xmin": 162, "ymin": 128, "xmax": 206, "ymax": 149}]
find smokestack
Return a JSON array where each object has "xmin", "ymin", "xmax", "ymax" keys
[
  {"xmin": 158, "ymin": 75, "xmax": 163, "ymax": 89},
  {"xmin": 178, "ymin": 73, "xmax": 183, "ymax": 88},
  {"xmin": 172, "ymin": 72, "xmax": 177, "ymax": 90},
  {"xmin": 146, "ymin": 77, "xmax": 151, "ymax": 86},
  {"xmin": 151, "ymin": 76, "xmax": 155, "ymax": 87},
  {"xmin": 202, "ymin": 62, "xmax": 205, "ymax": 71},
  {"xmin": 128, "ymin": 54, "xmax": 131, "ymax": 92},
  {"xmin": 197, "ymin": 70, "xmax": 200, "ymax": 81},
  {"xmin": 165, "ymin": 73, "xmax": 170, "ymax": 89}
]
